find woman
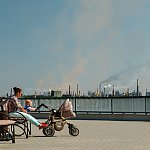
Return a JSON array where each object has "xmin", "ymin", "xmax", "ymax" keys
[{"xmin": 7, "ymin": 87, "xmax": 48, "ymax": 129}]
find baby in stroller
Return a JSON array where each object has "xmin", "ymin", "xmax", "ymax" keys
[
  {"xmin": 24, "ymin": 99, "xmax": 79, "ymax": 137},
  {"xmin": 24, "ymin": 99, "xmax": 37, "ymax": 112}
]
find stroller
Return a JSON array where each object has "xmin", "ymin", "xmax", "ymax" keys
[{"xmin": 37, "ymin": 99, "xmax": 79, "ymax": 137}]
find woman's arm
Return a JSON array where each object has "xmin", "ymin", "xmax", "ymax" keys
[
  {"xmin": 28, "ymin": 107, "xmax": 36, "ymax": 111},
  {"xmin": 16, "ymin": 101, "xmax": 28, "ymax": 113}
]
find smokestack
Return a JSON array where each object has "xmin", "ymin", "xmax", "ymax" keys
[
  {"xmin": 104, "ymin": 87, "xmax": 106, "ymax": 97},
  {"xmin": 127, "ymin": 88, "xmax": 129, "ymax": 96},
  {"xmin": 112, "ymin": 85, "xmax": 114, "ymax": 96},
  {"xmin": 77, "ymin": 83, "xmax": 79, "ymax": 96},
  {"xmin": 99, "ymin": 83, "xmax": 101, "ymax": 96},
  {"xmin": 137, "ymin": 79, "xmax": 139, "ymax": 96},
  {"xmin": 69, "ymin": 84, "xmax": 70, "ymax": 95}
]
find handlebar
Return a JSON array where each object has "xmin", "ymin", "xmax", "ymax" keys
[{"xmin": 36, "ymin": 103, "xmax": 51, "ymax": 111}]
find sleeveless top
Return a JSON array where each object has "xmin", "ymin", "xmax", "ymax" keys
[{"xmin": 7, "ymin": 96, "xmax": 22, "ymax": 113}]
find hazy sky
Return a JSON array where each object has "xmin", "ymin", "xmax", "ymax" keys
[{"xmin": 1, "ymin": 0, "xmax": 150, "ymax": 96}]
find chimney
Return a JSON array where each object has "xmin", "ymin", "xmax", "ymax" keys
[
  {"xmin": 112, "ymin": 85, "xmax": 114, "ymax": 96},
  {"xmin": 77, "ymin": 83, "xmax": 79, "ymax": 96},
  {"xmin": 99, "ymin": 83, "xmax": 101, "ymax": 96},
  {"xmin": 69, "ymin": 84, "xmax": 70, "ymax": 95},
  {"xmin": 137, "ymin": 79, "xmax": 139, "ymax": 96}
]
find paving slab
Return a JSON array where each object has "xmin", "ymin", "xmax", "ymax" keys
[{"xmin": 0, "ymin": 120, "xmax": 150, "ymax": 150}]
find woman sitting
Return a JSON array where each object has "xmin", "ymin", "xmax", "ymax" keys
[{"xmin": 7, "ymin": 87, "xmax": 48, "ymax": 129}]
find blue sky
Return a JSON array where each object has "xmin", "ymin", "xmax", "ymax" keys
[{"xmin": 1, "ymin": 0, "xmax": 150, "ymax": 96}]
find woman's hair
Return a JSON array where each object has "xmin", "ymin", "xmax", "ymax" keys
[{"xmin": 13, "ymin": 87, "xmax": 22, "ymax": 95}]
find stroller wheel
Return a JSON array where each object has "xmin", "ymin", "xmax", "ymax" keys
[
  {"xmin": 68, "ymin": 124, "xmax": 79, "ymax": 136},
  {"xmin": 42, "ymin": 125, "xmax": 55, "ymax": 137}
]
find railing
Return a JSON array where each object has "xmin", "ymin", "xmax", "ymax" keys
[{"xmin": 17, "ymin": 96, "xmax": 150, "ymax": 115}]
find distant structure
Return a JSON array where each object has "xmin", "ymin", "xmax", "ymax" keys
[
  {"xmin": 137, "ymin": 78, "xmax": 139, "ymax": 96},
  {"xmin": 99, "ymin": 83, "xmax": 102, "ymax": 96},
  {"xmin": 69, "ymin": 84, "xmax": 71, "ymax": 96},
  {"xmin": 51, "ymin": 90, "xmax": 61, "ymax": 97},
  {"xmin": 77, "ymin": 83, "xmax": 79, "ymax": 96},
  {"xmin": 20, "ymin": 79, "xmax": 150, "ymax": 98}
]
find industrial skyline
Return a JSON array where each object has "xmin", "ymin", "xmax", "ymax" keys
[{"xmin": 1, "ymin": 1, "xmax": 150, "ymax": 96}]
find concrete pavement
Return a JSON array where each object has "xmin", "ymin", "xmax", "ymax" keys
[{"xmin": 0, "ymin": 120, "xmax": 150, "ymax": 150}]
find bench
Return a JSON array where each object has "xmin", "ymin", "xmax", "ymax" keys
[
  {"xmin": 0, "ymin": 119, "xmax": 16, "ymax": 143},
  {"xmin": 10, "ymin": 112, "xmax": 31, "ymax": 138}
]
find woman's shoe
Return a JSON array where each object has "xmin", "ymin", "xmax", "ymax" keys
[{"xmin": 38, "ymin": 122, "xmax": 48, "ymax": 129}]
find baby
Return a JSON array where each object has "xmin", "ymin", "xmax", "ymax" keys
[{"xmin": 24, "ymin": 99, "xmax": 37, "ymax": 112}]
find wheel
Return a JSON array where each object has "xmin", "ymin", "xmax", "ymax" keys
[
  {"xmin": 69, "ymin": 127, "xmax": 79, "ymax": 136},
  {"xmin": 68, "ymin": 124, "xmax": 79, "ymax": 136},
  {"xmin": 42, "ymin": 125, "xmax": 55, "ymax": 137}
]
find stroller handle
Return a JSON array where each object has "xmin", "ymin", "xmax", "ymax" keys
[{"xmin": 36, "ymin": 103, "xmax": 51, "ymax": 111}]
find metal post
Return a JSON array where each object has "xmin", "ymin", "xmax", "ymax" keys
[
  {"xmin": 111, "ymin": 98, "xmax": 113, "ymax": 114},
  {"xmin": 38, "ymin": 98, "xmax": 40, "ymax": 113},
  {"xmin": 145, "ymin": 97, "xmax": 147, "ymax": 114}
]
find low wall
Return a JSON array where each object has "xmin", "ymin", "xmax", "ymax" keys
[
  {"xmin": 30, "ymin": 112, "xmax": 150, "ymax": 121},
  {"xmin": 75, "ymin": 114, "xmax": 150, "ymax": 121}
]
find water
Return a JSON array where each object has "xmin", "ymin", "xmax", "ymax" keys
[{"xmin": 19, "ymin": 97, "xmax": 150, "ymax": 113}]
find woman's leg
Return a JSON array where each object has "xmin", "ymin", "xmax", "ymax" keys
[{"xmin": 9, "ymin": 112, "xmax": 40, "ymax": 127}]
